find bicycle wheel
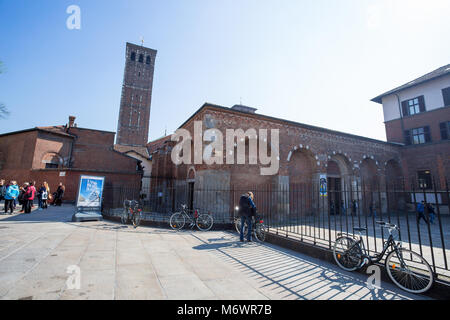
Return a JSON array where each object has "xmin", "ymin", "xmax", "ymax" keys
[
  {"xmin": 170, "ymin": 212, "xmax": 185, "ymax": 230},
  {"xmin": 385, "ymin": 248, "xmax": 434, "ymax": 294},
  {"xmin": 121, "ymin": 208, "xmax": 128, "ymax": 225},
  {"xmin": 196, "ymin": 214, "xmax": 213, "ymax": 231},
  {"xmin": 333, "ymin": 236, "xmax": 363, "ymax": 271},
  {"xmin": 234, "ymin": 218, "xmax": 241, "ymax": 234},
  {"xmin": 132, "ymin": 211, "xmax": 142, "ymax": 228},
  {"xmin": 254, "ymin": 223, "xmax": 267, "ymax": 242}
]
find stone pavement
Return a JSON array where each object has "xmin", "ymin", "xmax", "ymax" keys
[{"xmin": 0, "ymin": 205, "xmax": 430, "ymax": 300}]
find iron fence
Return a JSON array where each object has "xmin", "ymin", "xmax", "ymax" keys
[{"xmin": 102, "ymin": 176, "xmax": 450, "ymax": 281}]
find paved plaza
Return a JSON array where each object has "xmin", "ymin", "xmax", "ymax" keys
[{"xmin": 0, "ymin": 205, "xmax": 430, "ymax": 300}]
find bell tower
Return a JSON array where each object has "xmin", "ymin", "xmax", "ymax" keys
[{"xmin": 116, "ymin": 42, "xmax": 157, "ymax": 146}]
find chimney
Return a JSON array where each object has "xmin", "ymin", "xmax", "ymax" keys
[{"xmin": 68, "ymin": 116, "xmax": 76, "ymax": 128}]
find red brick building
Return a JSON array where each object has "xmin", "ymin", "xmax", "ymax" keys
[
  {"xmin": 147, "ymin": 103, "xmax": 404, "ymax": 219},
  {"xmin": 372, "ymin": 64, "xmax": 450, "ymax": 190},
  {"xmin": 0, "ymin": 116, "xmax": 142, "ymax": 202}
]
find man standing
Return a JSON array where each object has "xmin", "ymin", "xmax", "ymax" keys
[{"xmin": 238, "ymin": 192, "xmax": 256, "ymax": 243}]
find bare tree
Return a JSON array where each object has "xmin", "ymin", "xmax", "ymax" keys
[{"xmin": 0, "ymin": 61, "xmax": 8, "ymax": 119}]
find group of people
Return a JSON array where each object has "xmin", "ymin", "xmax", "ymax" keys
[
  {"xmin": 0, "ymin": 179, "xmax": 66, "ymax": 215},
  {"xmin": 416, "ymin": 200, "xmax": 436, "ymax": 225},
  {"xmin": 329, "ymin": 199, "xmax": 361, "ymax": 216}
]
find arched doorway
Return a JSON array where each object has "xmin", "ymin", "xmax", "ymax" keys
[
  {"xmin": 288, "ymin": 149, "xmax": 317, "ymax": 216},
  {"xmin": 360, "ymin": 158, "xmax": 379, "ymax": 215},
  {"xmin": 327, "ymin": 154, "xmax": 353, "ymax": 215},
  {"xmin": 385, "ymin": 159, "xmax": 405, "ymax": 212}
]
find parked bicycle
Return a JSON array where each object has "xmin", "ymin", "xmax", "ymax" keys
[
  {"xmin": 333, "ymin": 221, "xmax": 434, "ymax": 294},
  {"xmin": 234, "ymin": 215, "xmax": 267, "ymax": 242},
  {"xmin": 169, "ymin": 204, "xmax": 213, "ymax": 231},
  {"xmin": 122, "ymin": 200, "xmax": 142, "ymax": 228}
]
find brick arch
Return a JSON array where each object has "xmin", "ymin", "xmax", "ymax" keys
[
  {"xmin": 287, "ymin": 148, "xmax": 317, "ymax": 184},
  {"xmin": 326, "ymin": 153, "xmax": 353, "ymax": 178},
  {"xmin": 360, "ymin": 158, "xmax": 379, "ymax": 189}
]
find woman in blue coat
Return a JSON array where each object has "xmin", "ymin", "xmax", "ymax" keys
[{"xmin": 4, "ymin": 181, "xmax": 19, "ymax": 214}]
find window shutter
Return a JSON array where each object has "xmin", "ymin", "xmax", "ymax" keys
[
  {"xmin": 418, "ymin": 96, "xmax": 426, "ymax": 113},
  {"xmin": 401, "ymin": 101, "xmax": 409, "ymax": 117},
  {"xmin": 440, "ymin": 122, "xmax": 449, "ymax": 140},
  {"xmin": 424, "ymin": 126, "xmax": 431, "ymax": 143},
  {"xmin": 404, "ymin": 130, "xmax": 411, "ymax": 145}
]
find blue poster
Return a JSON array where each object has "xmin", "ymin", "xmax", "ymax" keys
[
  {"xmin": 76, "ymin": 175, "xmax": 105, "ymax": 208},
  {"xmin": 319, "ymin": 174, "xmax": 327, "ymax": 197}
]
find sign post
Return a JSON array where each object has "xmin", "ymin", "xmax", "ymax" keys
[{"xmin": 72, "ymin": 175, "xmax": 105, "ymax": 222}]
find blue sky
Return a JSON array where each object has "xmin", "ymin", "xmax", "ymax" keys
[{"xmin": 0, "ymin": 0, "xmax": 449, "ymax": 142}]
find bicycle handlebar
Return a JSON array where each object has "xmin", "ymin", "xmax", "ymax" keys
[{"xmin": 376, "ymin": 221, "xmax": 398, "ymax": 230}]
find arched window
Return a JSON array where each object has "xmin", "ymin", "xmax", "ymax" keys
[
  {"xmin": 146, "ymin": 56, "xmax": 151, "ymax": 65},
  {"xmin": 130, "ymin": 52, "xmax": 136, "ymax": 61},
  {"xmin": 139, "ymin": 54, "xmax": 144, "ymax": 63}
]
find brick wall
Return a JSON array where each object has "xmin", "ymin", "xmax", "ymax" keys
[{"xmin": 161, "ymin": 105, "xmax": 403, "ymax": 187}]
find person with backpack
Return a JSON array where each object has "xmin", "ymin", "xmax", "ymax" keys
[
  {"xmin": 4, "ymin": 181, "xmax": 19, "ymax": 215},
  {"xmin": 426, "ymin": 203, "xmax": 436, "ymax": 224},
  {"xmin": 238, "ymin": 191, "xmax": 257, "ymax": 243},
  {"xmin": 53, "ymin": 183, "xmax": 65, "ymax": 206},
  {"xmin": 37, "ymin": 182, "xmax": 48, "ymax": 210}
]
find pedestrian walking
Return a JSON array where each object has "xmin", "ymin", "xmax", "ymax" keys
[
  {"xmin": 426, "ymin": 203, "xmax": 436, "ymax": 224},
  {"xmin": 341, "ymin": 200, "xmax": 347, "ymax": 216},
  {"xmin": 4, "ymin": 181, "xmax": 19, "ymax": 215},
  {"xmin": 369, "ymin": 202, "xmax": 377, "ymax": 218},
  {"xmin": 417, "ymin": 201, "xmax": 429, "ymax": 225},
  {"xmin": 330, "ymin": 201, "xmax": 335, "ymax": 216},
  {"xmin": 351, "ymin": 200, "xmax": 358, "ymax": 216},
  {"xmin": 238, "ymin": 191, "xmax": 257, "ymax": 242}
]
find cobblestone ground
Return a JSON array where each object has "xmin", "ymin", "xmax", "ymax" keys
[{"xmin": 0, "ymin": 205, "xmax": 431, "ymax": 300}]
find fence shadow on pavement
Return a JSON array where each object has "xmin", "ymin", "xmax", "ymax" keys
[{"xmin": 190, "ymin": 231, "xmax": 426, "ymax": 300}]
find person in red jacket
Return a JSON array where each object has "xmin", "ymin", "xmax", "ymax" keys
[{"xmin": 24, "ymin": 182, "xmax": 36, "ymax": 214}]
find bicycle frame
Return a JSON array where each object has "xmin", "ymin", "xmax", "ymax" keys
[
  {"xmin": 179, "ymin": 207, "xmax": 201, "ymax": 228},
  {"xmin": 339, "ymin": 229, "xmax": 401, "ymax": 266}
]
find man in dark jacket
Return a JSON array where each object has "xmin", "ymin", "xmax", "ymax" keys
[{"xmin": 238, "ymin": 192, "xmax": 256, "ymax": 242}]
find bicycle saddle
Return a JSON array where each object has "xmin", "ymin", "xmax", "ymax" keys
[{"xmin": 353, "ymin": 227, "xmax": 367, "ymax": 233}]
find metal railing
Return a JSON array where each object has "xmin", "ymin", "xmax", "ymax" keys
[{"xmin": 102, "ymin": 176, "xmax": 450, "ymax": 281}]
